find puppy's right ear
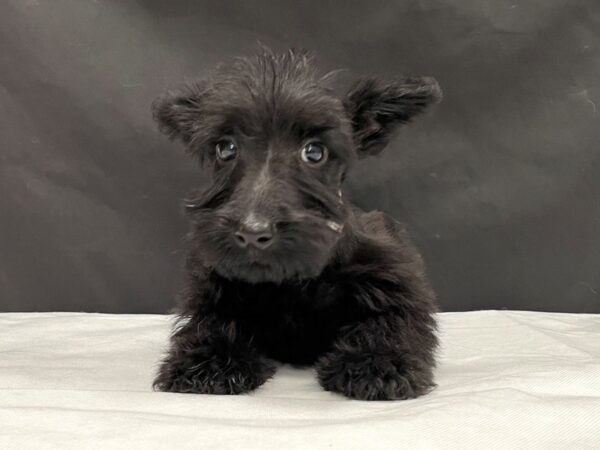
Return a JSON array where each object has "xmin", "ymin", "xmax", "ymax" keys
[{"xmin": 152, "ymin": 81, "xmax": 207, "ymax": 145}]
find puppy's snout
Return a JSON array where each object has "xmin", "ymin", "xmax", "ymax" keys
[{"xmin": 234, "ymin": 219, "xmax": 275, "ymax": 250}]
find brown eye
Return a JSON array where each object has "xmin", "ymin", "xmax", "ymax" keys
[
  {"xmin": 300, "ymin": 142, "xmax": 328, "ymax": 165},
  {"xmin": 215, "ymin": 138, "xmax": 237, "ymax": 161}
]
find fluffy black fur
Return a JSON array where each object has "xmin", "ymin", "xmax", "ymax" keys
[{"xmin": 152, "ymin": 48, "xmax": 442, "ymax": 400}]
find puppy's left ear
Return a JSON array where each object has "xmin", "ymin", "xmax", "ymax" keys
[
  {"xmin": 152, "ymin": 80, "xmax": 208, "ymax": 145},
  {"xmin": 343, "ymin": 76, "xmax": 442, "ymax": 157}
]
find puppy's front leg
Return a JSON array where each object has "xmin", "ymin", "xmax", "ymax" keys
[
  {"xmin": 153, "ymin": 314, "xmax": 276, "ymax": 395},
  {"xmin": 316, "ymin": 303, "xmax": 437, "ymax": 400}
]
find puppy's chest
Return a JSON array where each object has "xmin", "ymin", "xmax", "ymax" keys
[
  {"xmin": 218, "ymin": 282, "xmax": 344, "ymax": 325},
  {"xmin": 215, "ymin": 282, "xmax": 361, "ymax": 364}
]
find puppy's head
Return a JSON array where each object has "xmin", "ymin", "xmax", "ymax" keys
[{"xmin": 154, "ymin": 48, "xmax": 441, "ymax": 283}]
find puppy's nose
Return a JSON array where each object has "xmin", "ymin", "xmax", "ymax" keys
[{"xmin": 234, "ymin": 220, "xmax": 275, "ymax": 250}]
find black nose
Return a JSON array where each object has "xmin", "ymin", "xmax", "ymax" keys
[{"xmin": 234, "ymin": 223, "xmax": 275, "ymax": 249}]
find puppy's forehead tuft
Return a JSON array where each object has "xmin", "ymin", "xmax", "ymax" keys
[
  {"xmin": 215, "ymin": 49, "xmax": 332, "ymax": 97},
  {"xmin": 201, "ymin": 50, "xmax": 347, "ymax": 133}
]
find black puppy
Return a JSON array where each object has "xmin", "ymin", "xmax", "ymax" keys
[{"xmin": 153, "ymin": 48, "xmax": 441, "ymax": 400}]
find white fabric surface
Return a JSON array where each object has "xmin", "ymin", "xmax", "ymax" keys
[{"xmin": 0, "ymin": 311, "xmax": 599, "ymax": 449}]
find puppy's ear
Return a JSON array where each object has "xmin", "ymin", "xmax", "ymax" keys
[
  {"xmin": 152, "ymin": 81, "xmax": 208, "ymax": 145},
  {"xmin": 343, "ymin": 76, "xmax": 442, "ymax": 157}
]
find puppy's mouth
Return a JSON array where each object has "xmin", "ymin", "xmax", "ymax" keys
[
  {"xmin": 213, "ymin": 258, "xmax": 324, "ymax": 284},
  {"xmin": 243, "ymin": 247, "xmax": 276, "ymax": 263},
  {"xmin": 215, "ymin": 231, "xmax": 342, "ymax": 284}
]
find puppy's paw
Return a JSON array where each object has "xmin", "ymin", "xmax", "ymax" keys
[
  {"xmin": 315, "ymin": 352, "xmax": 434, "ymax": 401},
  {"xmin": 153, "ymin": 351, "xmax": 276, "ymax": 395}
]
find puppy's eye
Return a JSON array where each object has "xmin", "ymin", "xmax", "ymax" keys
[
  {"xmin": 300, "ymin": 142, "xmax": 328, "ymax": 165},
  {"xmin": 215, "ymin": 139, "xmax": 237, "ymax": 161}
]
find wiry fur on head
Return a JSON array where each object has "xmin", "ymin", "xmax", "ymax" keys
[
  {"xmin": 153, "ymin": 48, "xmax": 441, "ymax": 283},
  {"xmin": 153, "ymin": 49, "xmax": 347, "ymax": 156}
]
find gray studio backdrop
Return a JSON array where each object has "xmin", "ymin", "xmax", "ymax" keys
[{"xmin": 1, "ymin": 1, "xmax": 599, "ymax": 313}]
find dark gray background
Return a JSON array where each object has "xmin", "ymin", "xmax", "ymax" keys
[{"xmin": 1, "ymin": 0, "xmax": 599, "ymax": 313}]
